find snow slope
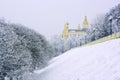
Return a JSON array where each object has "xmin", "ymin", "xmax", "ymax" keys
[{"xmin": 31, "ymin": 39, "xmax": 120, "ymax": 80}]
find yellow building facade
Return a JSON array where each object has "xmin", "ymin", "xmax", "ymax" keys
[{"xmin": 62, "ymin": 16, "xmax": 89, "ymax": 40}]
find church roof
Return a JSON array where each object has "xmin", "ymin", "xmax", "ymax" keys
[{"xmin": 68, "ymin": 29, "xmax": 86, "ymax": 32}]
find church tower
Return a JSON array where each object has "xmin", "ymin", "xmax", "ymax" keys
[
  {"xmin": 82, "ymin": 16, "xmax": 89, "ymax": 29},
  {"xmin": 62, "ymin": 22, "xmax": 69, "ymax": 40}
]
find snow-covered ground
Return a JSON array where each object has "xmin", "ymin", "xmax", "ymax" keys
[{"xmin": 26, "ymin": 39, "xmax": 120, "ymax": 80}]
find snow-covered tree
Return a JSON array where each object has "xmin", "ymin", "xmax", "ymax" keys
[
  {"xmin": 104, "ymin": 3, "xmax": 120, "ymax": 33},
  {"xmin": 64, "ymin": 36, "xmax": 82, "ymax": 51},
  {"xmin": 89, "ymin": 3, "xmax": 120, "ymax": 41},
  {"xmin": 11, "ymin": 24, "xmax": 54, "ymax": 69},
  {"xmin": 50, "ymin": 35, "xmax": 64, "ymax": 56},
  {"xmin": 0, "ymin": 20, "xmax": 54, "ymax": 80},
  {"xmin": 90, "ymin": 14, "xmax": 107, "ymax": 39},
  {"xmin": 51, "ymin": 34, "xmax": 89, "ymax": 55}
]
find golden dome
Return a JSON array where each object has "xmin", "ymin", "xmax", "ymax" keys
[{"xmin": 83, "ymin": 16, "xmax": 89, "ymax": 25}]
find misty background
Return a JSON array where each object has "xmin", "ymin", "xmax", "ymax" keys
[{"xmin": 0, "ymin": 0, "xmax": 119, "ymax": 38}]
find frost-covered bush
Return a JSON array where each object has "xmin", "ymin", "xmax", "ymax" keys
[{"xmin": 0, "ymin": 20, "xmax": 54, "ymax": 80}]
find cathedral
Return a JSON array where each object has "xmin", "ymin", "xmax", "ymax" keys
[{"xmin": 62, "ymin": 16, "xmax": 89, "ymax": 40}]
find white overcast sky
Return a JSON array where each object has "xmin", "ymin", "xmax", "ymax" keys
[{"xmin": 0, "ymin": 0, "xmax": 119, "ymax": 38}]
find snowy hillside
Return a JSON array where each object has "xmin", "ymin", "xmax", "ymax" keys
[{"xmin": 27, "ymin": 39, "xmax": 120, "ymax": 80}]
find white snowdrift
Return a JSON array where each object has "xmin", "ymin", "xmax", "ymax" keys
[{"xmin": 34, "ymin": 39, "xmax": 120, "ymax": 80}]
